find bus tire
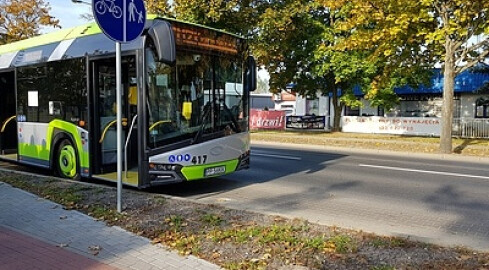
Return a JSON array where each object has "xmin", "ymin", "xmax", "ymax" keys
[{"xmin": 55, "ymin": 139, "xmax": 80, "ymax": 180}]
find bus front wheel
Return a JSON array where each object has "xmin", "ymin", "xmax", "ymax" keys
[{"xmin": 56, "ymin": 139, "xmax": 80, "ymax": 180}]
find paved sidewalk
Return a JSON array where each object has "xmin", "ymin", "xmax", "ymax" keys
[
  {"xmin": 0, "ymin": 182, "xmax": 221, "ymax": 270},
  {"xmin": 0, "ymin": 226, "xmax": 117, "ymax": 270}
]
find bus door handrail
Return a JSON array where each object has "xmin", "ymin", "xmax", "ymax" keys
[
  {"xmin": 149, "ymin": 120, "xmax": 172, "ymax": 131},
  {"xmin": 1, "ymin": 115, "xmax": 16, "ymax": 133},
  {"xmin": 99, "ymin": 118, "xmax": 127, "ymax": 143},
  {"xmin": 124, "ymin": 115, "xmax": 138, "ymax": 178}
]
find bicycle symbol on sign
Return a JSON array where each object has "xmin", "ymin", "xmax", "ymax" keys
[{"xmin": 95, "ymin": 0, "xmax": 122, "ymax": 18}]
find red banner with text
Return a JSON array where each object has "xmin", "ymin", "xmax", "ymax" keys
[{"xmin": 250, "ymin": 109, "xmax": 285, "ymax": 130}]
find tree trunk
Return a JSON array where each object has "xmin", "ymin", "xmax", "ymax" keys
[
  {"xmin": 440, "ymin": 39, "xmax": 455, "ymax": 154},
  {"xmin": 332, "ymin": 89, "xmax": 342, "ymax": 132}
]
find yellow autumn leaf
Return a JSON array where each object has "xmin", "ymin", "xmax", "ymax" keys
[
  {"xmin": 262, "ymin": 253, "xmax": 272, "ymax": 260},
  {"xmin": 384, "ymin": 49, "xmax": 393, "ymax": 56}
]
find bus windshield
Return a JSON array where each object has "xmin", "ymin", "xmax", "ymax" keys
[{"xmin": 146, "ymin": 47, "xmax": 247, "ymax": 149}]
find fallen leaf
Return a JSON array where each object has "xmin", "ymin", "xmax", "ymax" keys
[
  {"xmin": 262, "ymin": 253, "xmax": 272, "ymax": 260},
  {"xmin": 211, "ymin": 252, "xmax": 221, "ymax": 259},
  {"xmin": 457, "ymin": 254, "xmax": 472, "ymax": 261},
  {"xmin": 273, "ymin": 216, "xmax": 285, "ymax": 222}
]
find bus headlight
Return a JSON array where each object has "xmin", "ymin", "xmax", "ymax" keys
[{"xmin": 149, "ymin": 163, "xmax": 180, "ymax": 171}]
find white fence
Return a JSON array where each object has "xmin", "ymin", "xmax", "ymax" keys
[
  {"xmin": 341, "ymin": 116, "xmax": 489, "ymax": 139},
  {"xmin": 341, "ymin": 116, "xmax": 441, "ymax": 136},
  {"xmin": 453, "ymin": 118, "xmax": 489, "ymax": 139}
]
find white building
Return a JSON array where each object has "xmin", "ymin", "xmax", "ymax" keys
[{"xmin": 290, "ymin": 68, "xmax": 489, "ymax": 137}]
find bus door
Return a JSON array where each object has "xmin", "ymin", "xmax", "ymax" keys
[
  {"xmin": 0, "ymin": 71, "xmax": 17, "ymax": 158},
  {"xmin": 90, "ymin": 57, "xmax": 139, "ymax": 185}
]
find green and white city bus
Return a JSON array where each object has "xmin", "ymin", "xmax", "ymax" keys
[{"xmin": 0, "ymin": 16, "xmax": 256, "ymax": 188}]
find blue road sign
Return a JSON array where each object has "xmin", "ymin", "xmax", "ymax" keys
[{"xmin": 93, "ymin": 0, "xmax": 146, "ymax": 43}]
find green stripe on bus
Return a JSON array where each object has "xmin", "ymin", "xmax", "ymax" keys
[
  {"xmin": 47, "ymin": 120, "xmax": 89, "ymax": 169},
  {"xmin": 18, "ymin": 142, "xmax": 50, "ymax": 161},
  {"xmin": 18, "ymin": 121, "xmax": 89, "ymax": 170},
  {"xmin": 181, "ymin": 159, "xmax": 239, "ymax": 181}
]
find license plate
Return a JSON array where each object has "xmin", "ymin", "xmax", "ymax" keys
[{"xmin": 204, "ymin": 165, "xmax": 226, "ymax": 177}]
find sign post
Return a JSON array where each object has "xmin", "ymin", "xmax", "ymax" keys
[{"xmin": 93, "ymin": 0, "xmax": 146, "ymax": 212}]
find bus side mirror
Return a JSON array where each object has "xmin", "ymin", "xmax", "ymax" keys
[
  {"xmin": 147, "ymin": 21, "xmax": 176, "ymax": 64},
  {"xmin": 244, "ymin": 56, "xmax": 257, "ymax": 92}
]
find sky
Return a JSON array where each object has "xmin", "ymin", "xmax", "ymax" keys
[{"xmin": 43, "ymin": 0, "xmax": 93, "ymax": 33}]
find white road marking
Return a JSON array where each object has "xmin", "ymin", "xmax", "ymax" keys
[
  {"xmin": 359, "ymin": 164, "xmax": 489, "ymax": 180},
  {"xmin": 251, "ymin": 153, "xmax": 302, "ymax": 160}
]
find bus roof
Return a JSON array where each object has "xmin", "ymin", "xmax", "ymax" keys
[
  {"xmin": 0, "ymin": 23, "xmax": 102, "ymax": 55},
  {"xmin": 0, "ymin": 15, "xmax": 244, "ymax": 69},
  {"xmin": 152, "ymin": 15, "xmax": 244, "ymax": 39}
]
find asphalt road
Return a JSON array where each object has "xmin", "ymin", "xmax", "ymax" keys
[{"xmin": 158, "ymin": 142, "xmax": 489, "ymax": 252}]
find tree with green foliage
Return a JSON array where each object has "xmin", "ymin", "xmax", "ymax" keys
[
  {"xmin": 172, "ymin": 0, "xmax": 265, "ymax": 38},
  {"xmin": 162, "ymin": 0, "xmax": 441, "ymax": 132},
  {"xmin": 164, "ymin": 0, "xmax": 366, "ymax": 130},
  {"xmin": 323, "ymin": 0, "xmax": 489, "ymax": 153},
  {"xmin": 253, "ymin": 1, "xmax": 383, "ymax": 131},
  {"xmin": 0, "ymin": 0, "xmax": 59, "ymax": 44}
]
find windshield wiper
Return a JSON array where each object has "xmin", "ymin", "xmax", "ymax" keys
[
  {"xmin": 221, "ymin": 101, "xmax": 241, "ymax": 133},
  {"xmin": 191, "ymin": 100, "xmax": 242, "ymax": 144},
  {"xmin": 191, "ymin": 102, "xmax": 212, "ymax": 144}
]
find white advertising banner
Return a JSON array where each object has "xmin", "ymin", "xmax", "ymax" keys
[{"xmin": 341, "ymin": 116, "xmax": 441, "ymax": 136}]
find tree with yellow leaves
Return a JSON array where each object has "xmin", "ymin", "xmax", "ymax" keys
[
  {"xmin": 0, "ymin": 0, "xmax": 59, "ymax": 44},
  {"xmin": 145, "ymin": 0, "xmax": 172, "ymax": 17},
  {"xmin": 253, "ymin": 1, "xmax": 392, "ymax": 131},
  {"xmin": 322, "ymin": 0, "xmax": 489, "ymax": 153}
]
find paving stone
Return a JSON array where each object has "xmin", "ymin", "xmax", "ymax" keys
[{"xmin": 0, "ymin": 182, "xmax": 222, "ymax": 270}]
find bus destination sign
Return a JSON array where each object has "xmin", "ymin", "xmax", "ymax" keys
[{"xmin": 172, "ymin": 23, "xmax": 239, "ymax": 54}]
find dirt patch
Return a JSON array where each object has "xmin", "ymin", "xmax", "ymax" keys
[{"xmin": 1, "ymin": 170, "xmax": 488, "ymax": 270}]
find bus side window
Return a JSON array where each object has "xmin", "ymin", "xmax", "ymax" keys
[{"xmin": 49, "ymin": 101, "xmax": 63, "ymax": 116}]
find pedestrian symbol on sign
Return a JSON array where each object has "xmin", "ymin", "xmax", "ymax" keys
[{"xmin": 128, "ymin": 0, "xmax": 144, "ymax": 23}]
